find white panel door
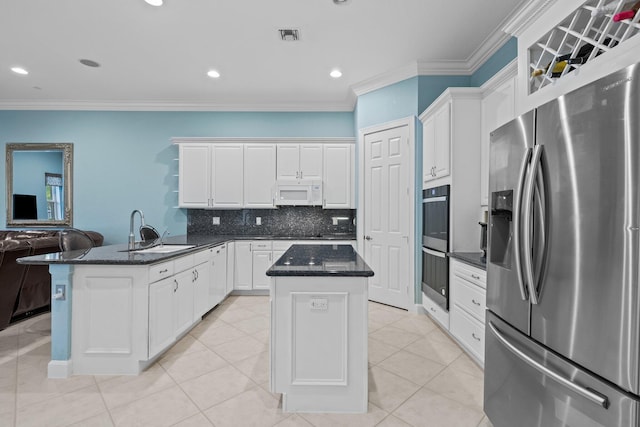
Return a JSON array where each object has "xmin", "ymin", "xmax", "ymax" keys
[
  {"xmin": 299, "ymin": 144, "xmax": 323, "ymax": 180},
  {"xmin": 276, "ymin": 144, "xmax": 300, "ymax": 180},
  {"xmin": 178, "ymin": 144, "xmax": 210, "ymax": 208},
  {"xmin": 244, "ymin": 144, "xmax": 276, "ymax": 208},
  {"xmin": 211, "ymin": 144, "xmax": 244, "ymax": 208},
  {"xmin": 323, "ymin": 144, "xmax": 352, "ymax": 209},
  {"xmin": 364, "ymin": 126, "xmax": 410, "ymax": 309}
]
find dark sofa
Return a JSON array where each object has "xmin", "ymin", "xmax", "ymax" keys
[{"xmin": 0, "ymin": 230, "xmax": 103, "ymax": 330}]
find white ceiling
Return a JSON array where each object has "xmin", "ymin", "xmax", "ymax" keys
[{"xmin": 0, "ymin": 0, "xmax": 527, "ymax": 111}]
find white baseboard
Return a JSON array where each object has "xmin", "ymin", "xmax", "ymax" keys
[{"xmin": 48, "ymin": 360, "xmax": 72, "ymax": 378}]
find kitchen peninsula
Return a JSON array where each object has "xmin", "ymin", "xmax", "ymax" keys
[
  {"xmin": 267, "ymin": 244, "xmax": 373, "ymax": 413},
  {"xmin": 17, "ymin": 234, "xmax": 356, "ymax": 378}
]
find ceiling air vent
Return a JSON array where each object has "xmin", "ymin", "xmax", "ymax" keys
[{"xmin": 279, "ymin": 29, "xmax": 300, "ymax": 41}]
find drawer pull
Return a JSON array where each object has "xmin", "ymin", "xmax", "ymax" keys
[
  {"xmin": 430, "ymin": 307, "xmax": 437, "ymax": 313},
  {"xmin": 471, "ymin": 274, "xmax": 481, "ymax": 280},
  {"xmin": 472, "ymin": 332, "xmax": 481, "ymax": 341},
  {"xmin": 471, "ymin": 299, "xmax": 481, "ymax": 306},
  {"xmin": 159, "ymin": 269, "xmax": 168, "ymax": 274}
]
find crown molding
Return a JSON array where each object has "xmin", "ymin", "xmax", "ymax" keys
[
  {"xmin": 0, "ymin": 99, "xmax": 356, "ymax": 112},
  {"xmin": 171, "ymin": 137, "xmax": 356, "ymax": 144},
  {"xmin": 502, "ymin": 0, "xmax": 558, "ymax": 37},
  {"xmin": 351, "ymin": 62, "xmax": 420, "ymax": 97}
]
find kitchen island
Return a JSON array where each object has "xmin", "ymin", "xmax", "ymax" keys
[
  {"xmin": 17, "ymin": 234, "xmax": 356, "ymax": 378},
  {"xmin": 267, "ymin": 244, "xmax": 373, "ymax": 413}
]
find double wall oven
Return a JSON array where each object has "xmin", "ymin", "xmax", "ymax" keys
[{"xmin": 422, "ymin": 185, "xmax": 450, "ymax": 310}]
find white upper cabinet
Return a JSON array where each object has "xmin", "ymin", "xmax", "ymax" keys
[
  {"xmin": 323, "ymin": 144, "xmax": 354, "ymax": 209},
  {"xmin": 244, "ymin": 144, "xmax": 276, "ymax": 208},
  {"xmin": 480, "ymin": 68, "xmax": 516, "ymax": 206},
  {"xmin": 422, "ymin": 101, "xmax": 451, "ymax": 183},
  {"xmin": 175, "ymin": 138, "xmax": 354, "ymax": 210},
  {"xmin": 178, "ymin": 144, "xmax": 210, "ymax": 208},
  {"xmin": 177, "ymin": 143, "xmax": 243, "ymax": 209},
  {"xmin": 277, "ymin": 143, "xmax": 323, "ymax": 180},
  {"xmin": 211, "ymin": 144, "xmax": 244, "ymax": 208},
  {"xmin": 420, "ymin": 89, "xmax": 482, "ymax": 188}
]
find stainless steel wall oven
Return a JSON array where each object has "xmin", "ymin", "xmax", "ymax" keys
[{"xmin": 422, "ymin": 185, "xmax": 450, "ymax": 310}]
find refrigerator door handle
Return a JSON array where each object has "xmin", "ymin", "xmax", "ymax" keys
[
  {"xmin": 522, "ymin": 145, "xmax": 543, "ymax": 305},
  {"xmin": 513, "ymin": 148, "xmax": 532, "ymax": 301},
  {"xmin": 488, "ymin": 320, "xmax": 610, "ymax": 409}
]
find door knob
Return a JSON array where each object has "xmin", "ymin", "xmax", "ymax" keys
[{"xmin": 364, "ymin": 235, "xmax": 372, "ymax": 241}]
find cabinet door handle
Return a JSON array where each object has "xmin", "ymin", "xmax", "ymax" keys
[
  {"xmin": 296, "ymin": 171, "xmax": 299, "ymax": 179},
  {"xmin": 472, "ymin": 332, "xmax": 481, "ymax": 342},
  {"xmin": 430, "ymin": 307, "xmax": 436, "ymax": 313},
  {"xmin": 174, "ymin": 279, "xmax": 178, "ymax": 293},
  {"xmin": 300, "ymin": 170, "xmax": 303, "ymax": 179},
  {"xmin": 471, "ymin": 274, "xmax": 481, "ymax": 280},
  {"xmin": 471, "ymin": 298, "xmax": 481, "ymax": 306}
]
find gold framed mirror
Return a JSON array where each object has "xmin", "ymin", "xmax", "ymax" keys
[{"xmin": 6, "ymin": 143, "xmax": 73, "ymax": 227}]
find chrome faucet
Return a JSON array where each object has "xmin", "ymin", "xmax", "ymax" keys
[{"xmin": 128, "ymin": 209, "xmax": 145, "ymax": 250}]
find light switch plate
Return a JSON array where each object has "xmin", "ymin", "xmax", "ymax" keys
[
  {"xmin": 212, "ymin": 217, "xmax": 220, "ymax": 225},
  {"xmin": 256, "ymin": 217, "xmax": 262, "ymax": 225}
]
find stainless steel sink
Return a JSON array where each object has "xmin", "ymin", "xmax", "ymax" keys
[{"xmin": 132, "ymin": 244, "xmax": 195, "ymax": 254}]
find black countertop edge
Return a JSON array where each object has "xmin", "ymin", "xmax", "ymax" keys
[
  {"xmin": 17, "ymin": 234, "xmax": 357, "ymax": 266},
  {"xmin": 447, "ymin": 252, "xmax": 487, "ymax": 270},
  {"xmin": 267, "ymin": 244, "xmax": 374, "ymax": 277}
]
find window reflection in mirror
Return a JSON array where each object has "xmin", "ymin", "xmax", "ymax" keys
[{"xmin": 6, "ymin": 143, "xmax": 73, "ymax": 227}]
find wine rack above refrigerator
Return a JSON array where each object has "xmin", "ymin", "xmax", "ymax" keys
[{"xmin": 528, "ymin": 0, "xmax": 640, "ymax": 94}]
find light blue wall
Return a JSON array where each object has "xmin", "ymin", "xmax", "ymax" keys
[
  {"xmin": 470, "ymin": 37, "xmax": 518, "ymax": 87},
  {"xmin": 0, "ymin": 111, "xmax": 354, "ymax": 244},
  {"xmin": 13, "ymin": 151, "xmax": 62, "ymax": 220}
]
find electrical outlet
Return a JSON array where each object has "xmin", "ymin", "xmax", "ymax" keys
[
  {"xmin": 212, "ymin": 217, "xmax": 220, "ymax": 225},
  {"xmin": 309, "ymin": 298, "xmax": 328, "ymax": 310},
  {"xmin": 256, "ymin": 217, "xmax": 262, "ymax": 225}
]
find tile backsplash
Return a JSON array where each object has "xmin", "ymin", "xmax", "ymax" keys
[{"xmin": 187, "ymin": 207, "xmax": 356, "ymax": 237}]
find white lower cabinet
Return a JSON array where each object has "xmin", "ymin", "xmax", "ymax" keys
[
  {"xmin": 234, "ymin": 241, "xmax": 253, "ymax": 290},
  {"xmin": 71, "ymin": 245, "xmax": 231, "ymax": 375},
  {"xmin": 449, "ymin": 259, "xmax": 486, "ymax": 365},
  {"xmin": 236, "ymin": 240, "xmax": 357, "ymax": 291},
  {"xmin": 422, "ymin": 293, "xmax": 449, "ymax": 330},
  {"xmin": 252, "ymin": 241, "xmax": 273, "ymax": 290}
]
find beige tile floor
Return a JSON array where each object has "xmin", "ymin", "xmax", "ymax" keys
[{"xmin": 0, "ymin": 295, "xmax": 493, "ymax": 427}]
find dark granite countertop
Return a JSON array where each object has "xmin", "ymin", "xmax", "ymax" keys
[
  {"xmin": 448, "ymin": 252, "xmax": 487, "ymax": 270},
  {"xmin": 266, "ymin": 244, "xmax": 373, "ymax": 277},
  {"xmin": 17, "ymin": 234, "xmax": 357, "ymax": 266}
]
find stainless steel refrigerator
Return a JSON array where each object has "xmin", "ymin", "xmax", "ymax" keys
[{"xmin": 485, "ymin": 62, "xmax": 640, "ymax": 427}]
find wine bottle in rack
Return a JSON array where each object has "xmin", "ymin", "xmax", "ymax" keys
[
  {"xmin": 592, "ymin": 0, "xmax": 622, "ymax": 17},
  {"xmin": 613, "ymin": 1, "xmax": 640, "ymax": 21},
  {"xmin": 531, "ymin": 60, "xmax": 568, "ymax": 78}
]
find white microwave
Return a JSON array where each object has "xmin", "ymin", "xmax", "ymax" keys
[{"xmin": 275, "ymin": 180, "xmax": 322, "ymax": 206}]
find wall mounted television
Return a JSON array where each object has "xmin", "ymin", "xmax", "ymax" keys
[{"xmin": 13, "ymin": 194, "xmax": 37, "ymax": 220}]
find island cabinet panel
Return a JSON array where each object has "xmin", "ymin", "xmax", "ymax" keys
[
  {"xmin": 270, "ymin": 276, "xmax": 368, "ymax": 413},
  {"xmin": 71, "ymin": 265, "xmax": 150, "ymax": 376}
]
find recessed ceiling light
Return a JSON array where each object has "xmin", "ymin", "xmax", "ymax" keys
[
  {"xmin": 79, "ymin": 59, "xmax": 101, "ymax": 68},
  {"xmin": 11, "ymin": 67, "xmax": 28, "ymax": 75},
  {"xmin": 207, "ymin": 70, "xmax": 221, "ymax": 78},
  {"xmin": 330, "ymin": 69, "xmax": 343, "ymax": 78},
  {"xmin": 333, "ymin": 0, "xmax": 349, "ymax": 4},
  {"xmin": 145, "ymin": 0, "xmax": 163, "ymax": 6}
]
